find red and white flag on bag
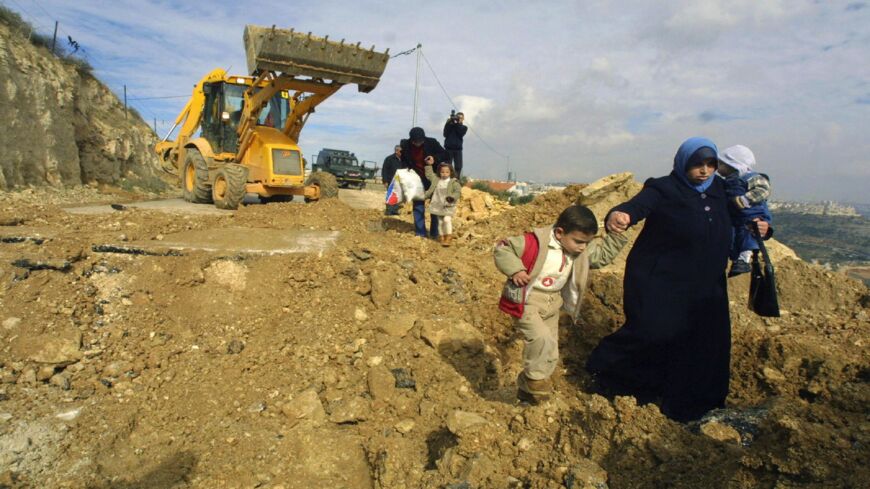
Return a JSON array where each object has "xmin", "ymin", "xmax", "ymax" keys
[{"xmin": 385, "ymin": 177, "xmax": 403, "ymax": 205}]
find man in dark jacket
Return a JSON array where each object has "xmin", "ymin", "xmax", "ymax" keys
[
  {"xmin": 400, "ymin": 127, "xmax": 448, "ymax": 238},
  {"xmin": 382, "ymin": 145, "xmax": 402, "ymax": 215},
  {"xmin": 443, "ymin": 112, "xmax": 467, "ymax": 178}
]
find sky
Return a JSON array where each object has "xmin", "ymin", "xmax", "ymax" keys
[{"xmin": 7, "ymin": 0, "xmax": 870, "ymax": 203}]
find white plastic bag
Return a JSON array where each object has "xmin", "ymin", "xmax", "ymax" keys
[
  {"xmin": 385, "ymin": 176, "xmax": 403, "ymax": 205},
  {"xmin": 394, "ymin": 169, "xmax": 425, "ymax": 202}
]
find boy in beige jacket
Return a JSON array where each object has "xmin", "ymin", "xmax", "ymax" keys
[{"xmin": 494, "ymin": 204, "xmax": 628, "ymax": 403}]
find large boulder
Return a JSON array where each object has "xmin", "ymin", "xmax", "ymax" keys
[
  {"xmin": 10, "ymin": 327, "xmax": 82, "ymax": 365},
  {"xmin": 281, "ymin": 427, "xmax": 373, "ymax": 489}
]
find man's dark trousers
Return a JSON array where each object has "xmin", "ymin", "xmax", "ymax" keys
[{"xmin": 412, "ymin": 200, "xmax": 439, "ymax": 238}]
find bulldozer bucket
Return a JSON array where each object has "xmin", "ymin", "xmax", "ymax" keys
[{"xmin": 244, "ymin": 25, "xmax": 389, "ymax": 93}]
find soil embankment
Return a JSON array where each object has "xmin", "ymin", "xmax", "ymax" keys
[
  {"xmin": 0, "ymin": 15, "xmax": 164, "ymax": 191},
  {"xmin": 0, "ymin": 181, "xmax": 867, "ymax": 488}
]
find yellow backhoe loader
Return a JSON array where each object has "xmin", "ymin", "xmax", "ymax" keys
[{"xmin": 155, "ymin": 25, "xmax": 389, "ymax": 209}]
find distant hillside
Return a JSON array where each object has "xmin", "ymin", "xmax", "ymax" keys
[
  {"xmin": 772, "ymin": 211, "xmax": 870, "ymax": 270},
  {"xmin": 850, "ymin": 203, "xmax": 870, "ymax": 219},
  {"xmin": 769, "ymin": 200, "xmax": 859, "ymax": 217}
]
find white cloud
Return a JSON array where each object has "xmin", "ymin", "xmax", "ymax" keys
[
  {"xmin": 501, "ymin": 81, "xmax": 566, "ymax": 123},
  {"xmin": 543, "ymin": 128, "xmax": 636, "ymax": 148},
  {"xmin": 452, "ymin": 95, "xmax": 493, "ymax": 125},
  {"xmin": 662, "ymin": 0, "xmax": 794, "ymax": 45}
]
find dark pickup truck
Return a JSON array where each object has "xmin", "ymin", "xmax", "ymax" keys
[{"xmin": 312, "ymin": 148, "xmax": 376, "ymax": 189}]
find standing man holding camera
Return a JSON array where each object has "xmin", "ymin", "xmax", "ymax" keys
[
  {"xmin": 443, "ymin": 110, "xmax": 467, "ymax": 178},
  {"xmin": 382, "ymin": 145, "xmax": 402, "ymax": 215}
]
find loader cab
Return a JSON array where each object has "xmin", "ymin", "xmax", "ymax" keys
[{"xmin": 200, "ymin": 81, "xmax": 291, "ymax": 155}]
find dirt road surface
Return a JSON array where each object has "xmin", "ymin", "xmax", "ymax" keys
[{"xmin": 61, "ymin": 186, "xmax": 387, "ymax": 216}]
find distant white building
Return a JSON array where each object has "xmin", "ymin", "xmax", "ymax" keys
[
  {"xmin": 510, "ymin": 182, "xmax": 529, "ymax": 196},
  {"xmin": 769, "ymin": 200, "xmax": 859, "ymax": 216},
  {"xmin": 465, "ymin": 178, "xmax": 566, "ymax": 197}
]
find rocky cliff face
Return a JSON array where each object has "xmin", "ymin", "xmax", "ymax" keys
[{"xmin": 0, "ymin": 21, "xmax": 164, "ymax": 191}]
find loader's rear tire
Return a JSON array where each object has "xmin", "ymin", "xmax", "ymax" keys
[
  {"xmin": 304, "ymin": 171, "xmax": 338, "ymax": 202},
  {"xmin": 182, "ymin": 148, "xmax": 212, "ymax": 203},
  {"xmin": 212, "ymin": 165, "xmax": 248, "ymax": 210}
]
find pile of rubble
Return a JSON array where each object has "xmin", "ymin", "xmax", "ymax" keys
[
  {"xmin": 0, "ymin": 176, "xmax": 867, "ymax": 488},
  {"xmin": 456, "ymin": 187, "xmax": 513, "ymax": 225}
]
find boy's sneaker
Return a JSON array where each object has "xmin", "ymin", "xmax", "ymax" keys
[
  {"xmin": 728, "ymin": 259, "xmax": 751, "ymax": 277},
  {"xmin": 517, "ymin": 372, "xmax": 552, "ymax": 404}
]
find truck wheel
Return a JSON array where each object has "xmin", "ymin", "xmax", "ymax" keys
[
  {"xmin": 304, "ymin": 171, "xmax": 338, "ymax": 202},
  {"xmin": 212, "ymin": 165, "xmax": 248, "ymax": 210},
  {"xmin": 358, "ymin": 182, "xmax": 366, "ymax": 190},
  {"xmin": 182, "ymin": 148, "xmax": 212, "ymax": 203}
]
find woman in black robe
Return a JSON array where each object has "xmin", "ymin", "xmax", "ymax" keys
[{"xmin": 586, "ymin": 137, "xmax": 769, "ymax": 422}]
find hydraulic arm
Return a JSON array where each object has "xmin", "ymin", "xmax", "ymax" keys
[{"xmin": 153, "ymin": 24, "xmax": 389, "ymax": 209}]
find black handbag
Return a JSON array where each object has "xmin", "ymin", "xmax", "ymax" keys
[{"xmin": 748, "ymin": 231, "xmax": 781, "ymax": 317}]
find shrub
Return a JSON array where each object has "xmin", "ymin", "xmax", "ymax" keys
[
  {"xmin": 510, "ymin": 194, "xmax": 535, "ymax": 206},
  {"xmin": 63, "ymin": 55, "xmax": 94, "ymax": 77},
  {"xmin": 0, "ymin": 5, "xmax": 28, "ymax": 32},
  {"xmin": 469, "ymin": 180, "xmax": 535, "ymax": 206},
  {"xmin": 29, "ymin": 32, "xmax": 54, "ymax": 50},
  {"xmin": 128, "ymin": 107, "xmax": 142, "ymax": 121},
  {"xmin": 470, "ymin": 181, "xmax": 492, "ymax": 192}
]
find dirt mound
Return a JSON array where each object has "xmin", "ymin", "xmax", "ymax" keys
[{"xmin": 0, "ymin": 178, "xmax": 867, "ymax": 488}]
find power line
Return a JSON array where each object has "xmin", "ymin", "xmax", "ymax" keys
[
  {"xmin": 27, "ymin": 0, "xmax": 53, "ymax": 20},
  {"xmin": 391, "ymin": 45, "xmax": 418, "ymax": 58},
  {"xmin": 20, "ymin": 0, "xmax": 195, "ymax": 67},
  {"xmin": 5, "ymin": 0, "xmax": 49, "ymax": 32},
  {"xmin": 6, "ymin": 0, "xmax": 94, "ymax": 63},
  {"xmin": 418, "ymin": 50, "xmax": 509, "ymax": 161}
]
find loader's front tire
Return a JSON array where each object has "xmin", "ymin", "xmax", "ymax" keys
[
  {"xmin": 212, "ymin": 165, "xmax": 248, "ymax": 210},
  {"xmin": 182, "ymin": 148, "xmax": 212, "ymax": 203},
  {"xmin": 304, "ymin": 171, "xmax": 338, "ymax": 202}
]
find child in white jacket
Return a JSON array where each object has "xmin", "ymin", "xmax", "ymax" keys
[{"xmin": 424, "ymin": 162, "xmax": 462, "ymax": 247}]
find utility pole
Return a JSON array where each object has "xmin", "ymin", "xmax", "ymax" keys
[
  {"xmin": 412, "ymin": 44, "xmax": 422, "ymax": 127},
  {"xmin": 123, "ymin": 85, "xmax": 127, "ymax": 120},
  {"xmin": 153, "ymin": 117, "xmax": 157, "ymax": 133},
  {"xmin": 50, "ymin": 21, "xmax": 58, "ymax": 55}
]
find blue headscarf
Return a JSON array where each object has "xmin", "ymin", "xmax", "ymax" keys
[{"xmin": 673, "ymin": 137, "xmax": 718, "ymax": 193}]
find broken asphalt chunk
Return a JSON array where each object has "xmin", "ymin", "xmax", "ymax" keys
[
  {"xmin": 391, "ymin": 368, "xmax": 416, "ymax": 390},
  {"xmin": 91, "ymin": 244, "xmax": 183, "ymax": 256},
  {"xmin": 11, "ymin": 258, "xmax": 71, "ymax": 272}
]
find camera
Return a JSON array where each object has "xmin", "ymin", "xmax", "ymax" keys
[{"xmin": 449, "ymin": 109, "xmax": 457, "ymax": 122}]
